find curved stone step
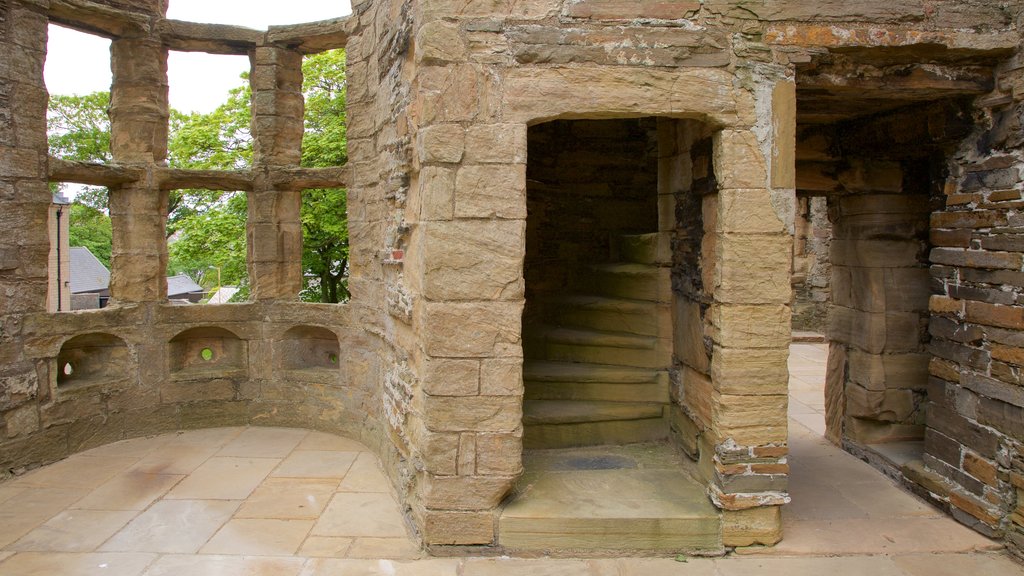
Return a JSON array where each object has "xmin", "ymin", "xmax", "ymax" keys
[
  {"xmin": 523, "ymin": 400, "xmax": 665, "ymax": 425},
  {"xmin": 524, "ymin": 361, "xmax": 664, "ymax": 384},
  {"xmin": 588, "ymin": 263, "xmax": 671, "ymax": 303},
  {"xmin": 614, "ymin": 232, "xmax": 671, "ymax": 265},
  {"xmin": 548, "ymin": 295, "xmax": 670, "ymax": 338}
]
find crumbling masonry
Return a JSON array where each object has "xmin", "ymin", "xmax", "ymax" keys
[{"xmin": 2, "ymin": 0, "xmax": 1024, "ymax": 557}]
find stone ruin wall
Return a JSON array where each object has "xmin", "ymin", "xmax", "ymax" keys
[
  {"xmin": 2, "ymin": 0, "xmax": 1024, "ymax": 558},
  {"xmin": 0, "ymin": 0, "xmax": 388, "ymax": 479}
]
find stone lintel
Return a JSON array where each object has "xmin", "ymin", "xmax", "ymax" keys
[
  {"xmin": 48, "ymin": 157, "xmax": 142, "ymax": 187},
  {"xmin": 765, "ymin": 25, "xmax": 1020, "ymax": 56},
  {"xmin": 267, "ymin": 166, "xmax": 349, "ymax": 190},
  {"xmin": 158, "ymin": 168, "xmax": 253, "ymax": 191},
  {"xmin": 266, "ymin": 17, "xmax": 352, "ymax": 54},
  {"xmin": 48, "ymin": 0, "xmax": 152, "ymax": 38},
  {"xmin": 158, "ymin": 19, "xmax": 262, "ymax": 55}
]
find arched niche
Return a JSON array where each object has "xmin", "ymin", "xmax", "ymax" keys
[
  {"xmin": 276, "ymin": 325, "xmax": 341, "ymax": 381},
  {"xmin": 169, "ymin": 326, "xmax": 247, "ymax": 379},
  {"xmin": 56, "ymin": 333, "xmax": 131, "ymax": 389}
]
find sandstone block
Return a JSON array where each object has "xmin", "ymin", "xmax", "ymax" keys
[
  {"xmin": 423, "ymin": 395, "xmax": 522, "ymax": 433},
  {"xmin": 454, "ymin": 164, "xmax": 526, "ymax": 219},
  {"xmin": 845, "ymin": 383, "xmax": 915, "ymax": 422},
  {"xmin": 722, "ymin": 506, "xmax": 782, "ymax": 547},
  {"xmin": 848, "ymin": 350, "xmax": 929, "ymax": 392},
  {"xmin": 422, "ymin": 509, "xmax": 495, "ymax": 545},
  {"xmin": 421, "ymin": 357, "xmax": 480, "ymax": 396},
  {"xmin": 713, "ymin": 130, "xmax": 767, "ymax": 189},
  {"xmin": 464, "ymin": 124, "xmax": 527, "ymax": 164},
  {"xmin": 711, "ymin": 304, "xmax": 791, "ymax": 349},
  {"xmin": 421, "ymin": 220, "xmax": 525, "ymax": 301},
  {"xmin": 771, "ymin": 80, "xmax": 796, "ymax": 189},
  {"xmin": 824, "ymin": 343, "xmax": 846, "ymax": 445},
  {"xmin": 417, "ymin": 124, "xmax": 466, "ymax": 164},
  {"xmin": 718, "ymin": 189, "xmax": 791, "ymax": 234},
  {"xmin": 475, "ymin": 433, "xmax": 523, "ymax": 475},
  {"xmin": 479, "ymin": 358, "xmax": 523, "ymax": 396},
  {"xmin": 416, "ymin": 21, "xmax": 466, "ymax": 64},
  {"xmin": 711, "ymin": 346, "xmax": 790, "ymax": 396},
  {"xmin": 411, "ymin": 166, "xmax": 455, "ymax": 221},
  {"xmin": 716, "ymin": 234, "xmax": 791, "ymax": 304},
  {"xmin": 422, "ymin": 473, "xmax": 515, "ymax": 511},
  {"xmin": 416, "ymin": 64, "xmax": 483, "ymax": 124}
]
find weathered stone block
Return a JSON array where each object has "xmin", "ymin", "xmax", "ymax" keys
[
  {"xmin": 475, "ymin": 433, "xmax": 523, "ymax": 475},
  {"xmin": 723, "ymin": 506, "xmax": 782, "ymax": 547},
  {"xmin": 416, "ymin": 21, "xmax": 467, "ymax": 64},
  {"xmin": 421, "ymin": 220, "xmax": 525, "ymax": 301},
  {"xmin": 422, "ymin": 473, "xmax": 515, "ymax": 510},
  {"xmin": 421, "ymin": 509, "xmax": 495, "ymax": 545},
  {"xmin": 848, "ymin": 350, "xmax": 929, "ymax": 392},
  {"xmin": 479, "ymin": 358, "xmax": 522, "ymax": 396},
  {"xmin": 711, "ymin": 304, "xmax": 791, "ymax": 349},
  {"xmin": 711, "ymin": 346, "xmax": 790, "ymax": 396},
  {"xmin": 714, "ymin": 130, "xmax": 768, "ymax": 189},
  {"xmin": 421, "ymin": 357, "xmax": 479, "ymax": 396},
  {"xmin": 716, "ymin": 234, "xmax": 791, "ymax": 304},
  {"xmin": 423, "ymin": 395, "xmax": 522, "ymax": 433},
  {"xmin": 453, "ymin": 164, "xmax": 526, "ymax": 219},
  {"xmin": 417, "ymin": 124, "xmax": 466, "ymax": 164},
  {"xmin": 718, "ymin": 189, "xmax": 791, "ymax": 234},
  {"xmin": 464, "ymin": 124, "xmax": 527, "ymax": 164}
]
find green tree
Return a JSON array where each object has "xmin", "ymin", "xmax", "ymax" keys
[{"xmin": 300, "ymin": 49, "xmax": 349, "ymax": 303}]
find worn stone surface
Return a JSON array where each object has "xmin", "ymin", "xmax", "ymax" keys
[{"xmin": 2, "ymin": 0, "xmax": 1022, "ymax": 557}]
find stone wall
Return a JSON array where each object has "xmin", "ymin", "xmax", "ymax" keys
[
  {"xmin": 1, "ymin": 0, "xmax": 1023, "ymax": 558},
  {"xmin": 792, "ymin": 195, "xmax": 830, "ymax": 332},
  {"xmin": 925, "ymin": 27, "xmax": 1024, "ymax": 548}
]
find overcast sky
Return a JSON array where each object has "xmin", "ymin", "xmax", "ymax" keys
[{"xmin": 45, "ymin": 0, "xmax": 352, "ymax": 114}]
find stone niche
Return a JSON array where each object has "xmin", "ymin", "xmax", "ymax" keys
[
  {"xmin": 168, "ymin": 326, "xmax": 247, "ymax": 380},
  {"xmin": 56, "ymin": 332, "xmax": 131, "ymax": 389},
  {"xmin": 275, "ymin": 325, "xmax": 342, "ymax": 381}
]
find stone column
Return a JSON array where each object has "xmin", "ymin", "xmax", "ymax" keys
[
  {"xmin": 0, "ymin": 0, "xmax": 51, "ymax": 452},
  {"xmin": 108, "ymin": 37, "xmax": 169, "ymax": 302},
  {"xmin": 705, "ymin": 79, "xmax": 796, "ymax": 546},
  {"xmin": 827, "ymin": 188, "xmax": 930, "ymax": 445},
  {"xmin": 248, "ymin": 46, "xmax": 304, "ymax": 301}
]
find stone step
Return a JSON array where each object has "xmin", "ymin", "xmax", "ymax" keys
[
  {"xmin": 524, "ymin": 361, "xmax": 670, "ymax": 403},
  {"xmin": 614, "ymin": 232, "xmax": 671, "ymax": 265},
  {"xmin": 524, "ymin": 400, "xmax": 665, "ymax": 425},
  {"xmin": 588, "ymin": 263, "xmax": 672, "ymax": 303},
  {"xmin": 523, "ymin": 400, "xmax": 668, "ymax": 448},
  {"xmin": 500, "ymin": 445, "xmax": 722, "ymax": 553},
  {"xmin": 548, "ymin": 295, "xmax": 670, "ymax": 338},
  {"xmin": 525, "ymin": 325, "xmax": 670, "ymax": 368}
]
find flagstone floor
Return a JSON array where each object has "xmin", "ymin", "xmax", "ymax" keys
[{"xmin": 0, "ymin": 342, "xmax": 1020, "ymax": 575}]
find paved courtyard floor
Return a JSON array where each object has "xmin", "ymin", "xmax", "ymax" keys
[{"xmin": 0, "ymin": 342, "xmax": 1020, "ymax": 574}]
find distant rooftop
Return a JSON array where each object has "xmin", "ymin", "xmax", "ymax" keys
[{"xmin": 69, "ymin": 246, "xmax": 109, "ymax": 294}]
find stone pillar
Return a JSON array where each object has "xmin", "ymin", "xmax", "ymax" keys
[
  {"xmin": 827, "ymin": 189, "xmax": 931, "ymax": 444},
  {"xmin": 249, "ymin": 46, "xmax": 304, "ymax": 300},
  {"xmin": 404, "ymin": 120, "xmax": 528, "ymax": 546},
  {"xmin": 0, "ymin": 0, "xmax": 50, "ymax": 451},
  {"xmin": 705, "ymin": 79, "xmax": 796, "ymax": 546},
  {"xmin": 108, "ymin": 37, "xmax": 169, "ymax": 302}
]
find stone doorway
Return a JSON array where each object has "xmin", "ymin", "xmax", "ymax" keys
[
  {"xmin": 793, "ymin": 49, "xmax": 1001, "ymax": 517},
  {"xmin": 501, "ymin": 117, "xmax": 721, "ymax": 553}
]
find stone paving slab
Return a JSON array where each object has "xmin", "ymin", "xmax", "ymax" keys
[{"xmin": 0, "ymin": 343, "xmax": 1021, "ymax": 573}]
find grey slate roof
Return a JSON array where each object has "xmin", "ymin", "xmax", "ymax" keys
[
  {"xmin": 167, "ymin": 274, "xmax": 204, "ymax": 298},
  {"xmin": 69, "ymin": 246, "xmax": 110, "ymax": 294}
]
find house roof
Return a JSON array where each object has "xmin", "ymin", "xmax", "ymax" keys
[
  {"xmin": 69, "ymin": 247, "xmax": 110, "ymax": 294},
  {"xmin": 207, "ymin": 286, "xmax": 240, "ymax": 304},
  {"xmin": 167, "ymin": 274, "xmax": 204, "ymax": 297}
]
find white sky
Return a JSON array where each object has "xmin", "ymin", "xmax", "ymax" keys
[{"xmin": 45, "ymin": 0, "xmax": 352, "ymax": 114}]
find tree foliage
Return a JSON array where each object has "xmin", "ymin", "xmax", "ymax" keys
[
  {"xmin": 46, "ymin": 48, "xmax": 350, "ymax": 303},
  {"xmin": 300, "ymin": 49, "xmax": 348, "ymax": 303}
]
